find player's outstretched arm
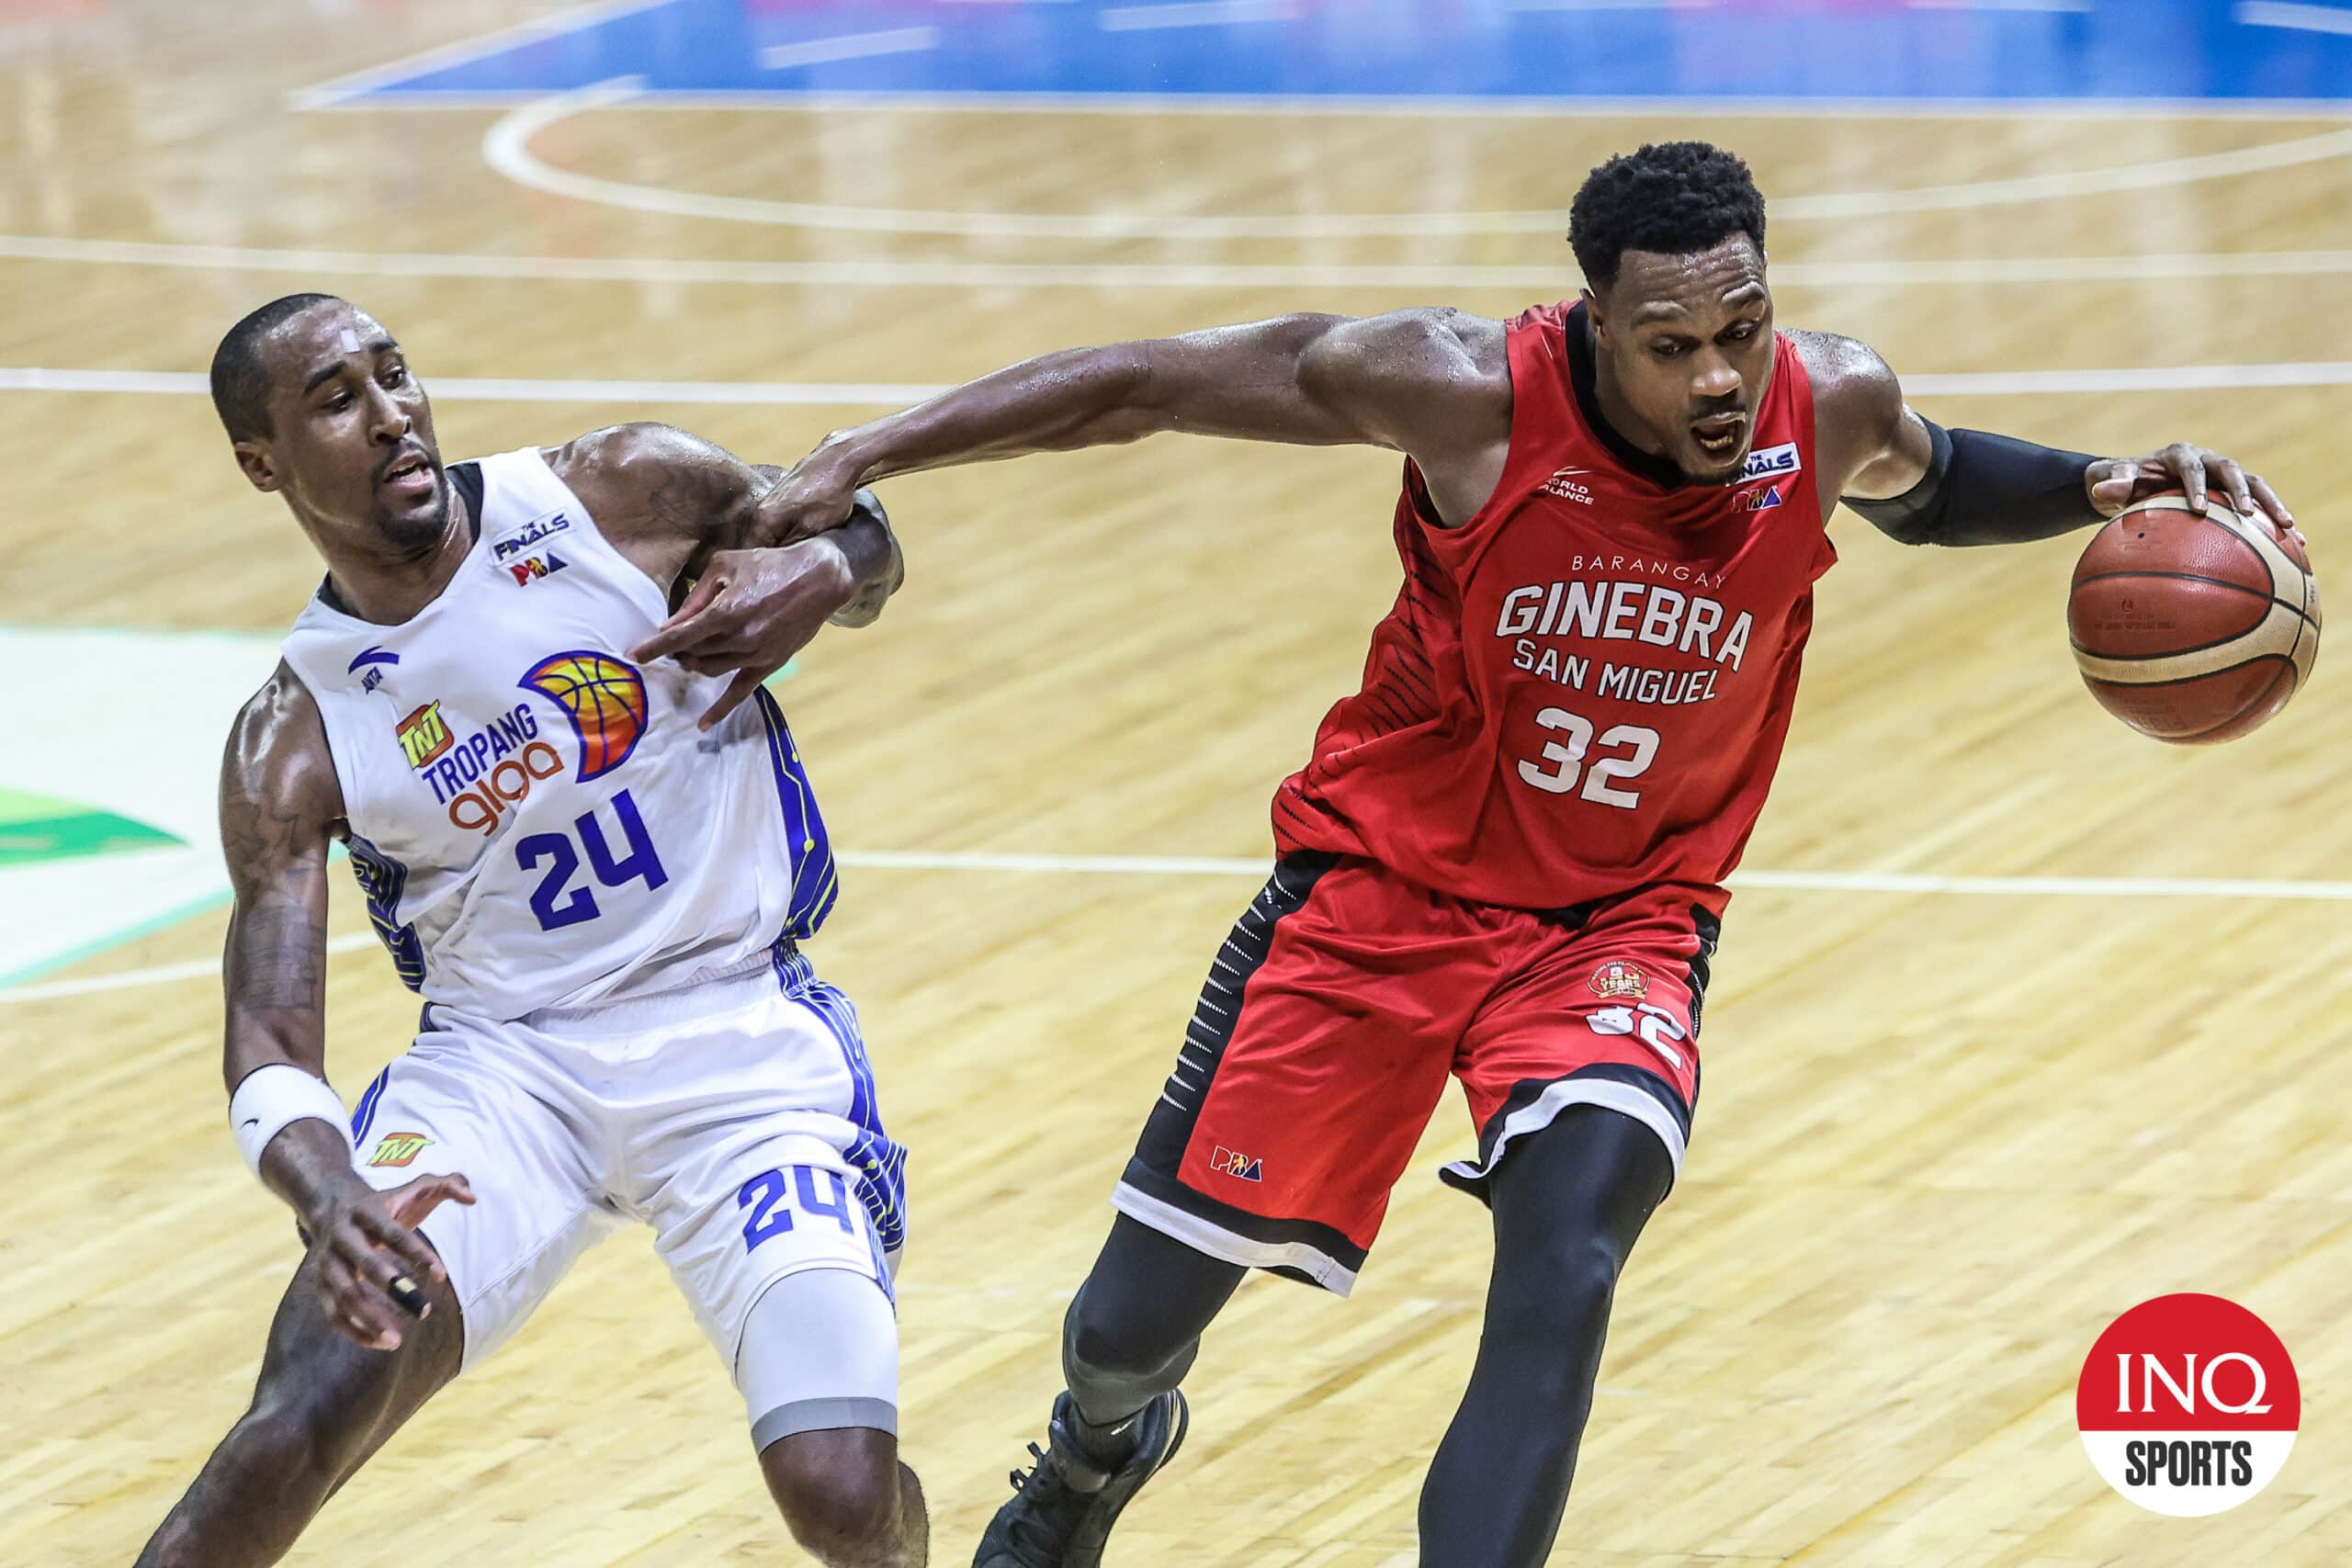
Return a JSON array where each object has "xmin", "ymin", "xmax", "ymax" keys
[
  {"xmin": 554, "ymin": 425, "xmax": 908, "ymax": 727},
  {"xmin": 626, "ymin": 470, "xmax": 905, "ymax": 728},
  {"xmin": 219, "ymin": 669, "xmax": 470, "ymax": 1351},
  {"xmin": 760, "ymin": 309, "xmax": 1515, "ymax": 538},
  {"xmin": 551, "ymin": 424, "xmax": 905, "ymax": 615},
  {"xmin": 1803, "ymin": 332, "xmax": 2298, "ymax": 545}
]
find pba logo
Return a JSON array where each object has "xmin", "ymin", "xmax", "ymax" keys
[
  {"xmin": 507, "ymin": 553, "xmax": 570, "ymax": 586},
  {"xmin": 2076, "ymin": 1292, "xmax": 2299, "ymax": 1517},
  {"xmin": 395, "ymin": 701, "xmax": 453, "ymax": 769},
  {"xmin": 1208, "ymin": 1145, "xmax": 1264, "ymax": 1183},
  {"xmin": 1738, "ymin": 479, "xmax": 1788, "ymax": 513},
  {"xmin": 367, "ymin": 1131, "xmax": 432, "ymax": 1168},
  {"xmin": 519, "ymin": 650, "xmax": 650, "ymax": 782},
  {"xmin": 1589, "ymin": 961, "xmax": 1650, "ymax": 1000}
]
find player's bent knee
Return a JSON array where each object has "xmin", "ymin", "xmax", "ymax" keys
[
  {"xmin": 761, "ymin": 1427, "xmax": 904, "ymax": 1558},
  {"xmin": 1062, "ymin": 1284, "xmax": 1193, "ymax": 1386},
  {"xmin": 1490, "ymin": 1239, "xmax": 1624, "ymax": 1389},
  {"xmin": 1064, "ymin": 1305, "xmax": 1162, "ymax": 1385}
]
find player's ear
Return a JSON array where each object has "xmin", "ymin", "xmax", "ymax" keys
[{"xmin": 233, "ymin": 440, "xmax": 283, "ymax": 494}]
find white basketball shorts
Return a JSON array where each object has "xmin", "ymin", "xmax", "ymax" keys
[{"xmin": 343, "ymin": 948, "xmax": 910, "ymax": 1442}]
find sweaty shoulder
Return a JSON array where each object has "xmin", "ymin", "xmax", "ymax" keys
[
  {"xmin": 541, "ymin": 422, "xmax": 765, "ymax": 591},
  {"xmin": 1303, "ymin": 310, "xmax": 1510, "ymax": 436},
  {"xmin": 544, "ymin": 423, "xmax": 762, "ymax": 543},
  {"xmin": 1305, "ymin": 309, "xmax": 1511, "ymax": 525},
  {"xmin": 1787, "ymin": 330, "xmax": 1906, "ymax": 500},
  {"xmin": 221, "ymin": 662, "xmax": 345, "ymax": 832}
]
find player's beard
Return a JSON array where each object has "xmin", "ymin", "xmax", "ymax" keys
[{"xmin": 371, "ymin": 483, "xmax": 452, "ymax": 557}]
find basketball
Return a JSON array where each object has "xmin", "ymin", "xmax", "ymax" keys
[{"xmin": 2067, "ymin": 491, "xmax": 2322, "ymax": 743}]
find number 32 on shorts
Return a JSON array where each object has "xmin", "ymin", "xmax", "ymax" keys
[{"xmin": 1516, "ymin": 707, "xmax": 1660, "ymax": 808}]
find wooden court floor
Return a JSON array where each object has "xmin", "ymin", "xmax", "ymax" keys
[{"xmin": 4, "ymin": 4, "xmax": 2350, "ymax": 1563}]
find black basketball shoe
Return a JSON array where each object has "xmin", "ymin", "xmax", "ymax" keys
[{"xmin": 972, "ymin": 1390, "xmax": 1190, "ymax": 1568}]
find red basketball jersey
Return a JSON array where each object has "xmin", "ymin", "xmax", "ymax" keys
[{"xmin": 1270, "ymin": 300, "xmax": 1837, "ymax": 910}]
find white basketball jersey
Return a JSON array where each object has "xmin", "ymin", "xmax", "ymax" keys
[{"xmin": 279, "ymin": 446, "xmax": 838, "ymax": 1021}]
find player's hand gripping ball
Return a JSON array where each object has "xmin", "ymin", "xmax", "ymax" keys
[{"xmin": 2069, "ymin": 484, "xmax": 2320, "ymax": 743}]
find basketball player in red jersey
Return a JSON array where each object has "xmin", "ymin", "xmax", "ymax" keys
[{"xmin": 638, "ymin": 143, "xmax": 2300, "ymax": 1567}]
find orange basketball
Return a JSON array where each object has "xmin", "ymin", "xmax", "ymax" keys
[{"xmin": 2068, "ymin": 491, "xmax": 2321, "ymax": 743}]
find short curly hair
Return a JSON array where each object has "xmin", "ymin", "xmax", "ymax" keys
[
  {"xmin": 210, "ymin": 292, "xmax": 344, "ymax": 443},
  {"xmin": 1568, "ymin": 142, "xmax": 1766, "ymax": 291}
]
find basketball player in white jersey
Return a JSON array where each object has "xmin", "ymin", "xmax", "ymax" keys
[{"xmin": 134, "ymin": 294, "xmax": 922, "ymax": 1568}]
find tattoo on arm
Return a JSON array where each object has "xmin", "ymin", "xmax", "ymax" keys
[
  {"xmin": 218, "ymin": 672, "xmax": 338, "ymax": 1087},
  {"xmin": 648, "ymin": 454, "xmax": 755, "ymax": 544},
  {"xmin": 222, "ymin": 788, "xmax": 326, "ymax": 1013}
]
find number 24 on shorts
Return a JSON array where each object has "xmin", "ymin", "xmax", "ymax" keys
[
  {"xmin": 1517, "ymin": 707, "xmax": 1660, "ymax": 809},
  {"xmin": 739, "ymin": 1166, "xmax": 860, "ymax": 1252}
]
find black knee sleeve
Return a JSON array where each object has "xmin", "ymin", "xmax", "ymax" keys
[{"xmin": 1059, "ymin": 1217, "xmax": 1244, "ymax": 1427}]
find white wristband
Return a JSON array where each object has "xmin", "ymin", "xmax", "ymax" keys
[{"xmin": 229, "ymin": 1064, "xmax": 354, "ymax": 1178}]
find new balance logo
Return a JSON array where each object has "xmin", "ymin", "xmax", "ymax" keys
[
  {"xmin": 1542, "ymin": 467, "xmax": 1595, "ymax": 505},
  {"xmin": 1208, "ymin": 1145, "xmax": 1264, "ymax": 1182}
]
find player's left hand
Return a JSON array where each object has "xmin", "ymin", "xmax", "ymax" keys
[
  {"xmin": 630, "ymin": 536, "xmax": 857, "ymax": 729},
  {"xmin": 2087, "ymin": 443, "xmax": 2303, "ymax": 547}
]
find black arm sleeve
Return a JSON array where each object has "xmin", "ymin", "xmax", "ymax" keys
[{"xmin": 1847, "ymin": 419, "xmax": 2105, "ymax": 547}]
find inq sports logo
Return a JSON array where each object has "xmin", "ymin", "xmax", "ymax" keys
[{"xmin": 2075, "ymin": 1292, "xmax": 2299, "ymax": 1517}]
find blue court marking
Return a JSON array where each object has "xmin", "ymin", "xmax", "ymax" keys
[{"xmin": 334, "ymin": 0, "xmax": 2352, "ymax": 107}]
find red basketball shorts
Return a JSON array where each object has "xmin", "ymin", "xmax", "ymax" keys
[{"xmin": 1113, "ymin": 852, "xmax": 1721, "ymax": 1295}]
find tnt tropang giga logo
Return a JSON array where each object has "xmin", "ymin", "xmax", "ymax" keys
[{"xmin": 2076, "ymin": 1292, "xmax": 2299, "ymax": 1517}]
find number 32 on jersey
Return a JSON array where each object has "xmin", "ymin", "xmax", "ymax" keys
[{"xmin": 1515, "ymin": 706, "xmax": 1659, "ymax": 809}]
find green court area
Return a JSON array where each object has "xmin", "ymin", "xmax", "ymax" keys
[{"xmin": 0, "ymin": 787, "xmax": 179, "ymax": 868}]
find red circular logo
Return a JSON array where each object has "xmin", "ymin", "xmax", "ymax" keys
[{"xmin": 2076, "ymin": 1293, "xmax": 2299, "ymax": 1516}]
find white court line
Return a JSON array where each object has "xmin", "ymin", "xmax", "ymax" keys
[
  {"xmin": 9, "ymin": 363, "xmax": 2350, "ymax": 403},
  {"xmin": 0, "ymin": 368, "xmax": 951, "ymax": 404},
  {"xmin": 1901, "ymin": 361, "xmax": 2352, "ymax": 393},
  {"xmin": 1099, "ymin": 0, "xmax": 1297, "ymax": 29},
  {"xmin": 288, "ymin": 0, "xmax": 675, "ymax": 112},
  {"xmin": 11, "ymin": 231, "xmax": 2352, "ymax": 290},
  {"xmin": 298, "ymin": 88, "xmax": 2352, "ymax": 120},
  {"xmin": 842, "ymin": 850, "xmax": 1269, "ymax": 876},
  {"xmin": 760, "ymin": 28, "xmax": 939, "ymax": 72},
  {"xmin": 482, "ymin": 81, "xmax": 2352, "ymax": 238},
  {"xmin": 2238, "ymin": 1, "xmax": 2352, "ymax": 37},
  {"xmin": 7, "ymin": 857, "xmax": 2349, "ymax": 1004},
  {"xmin": 1, "ymin": 932, "xmax": 379, "ymax": 1005}
]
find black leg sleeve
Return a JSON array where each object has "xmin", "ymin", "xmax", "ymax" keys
[
  {"xmin": 1061, "ymin": 1215, "xmax": 1247, "ymax": 1438},
  {"xmin": 1418, "ymin": 1105, "xmax": 1674, "ymax": 1568}
]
